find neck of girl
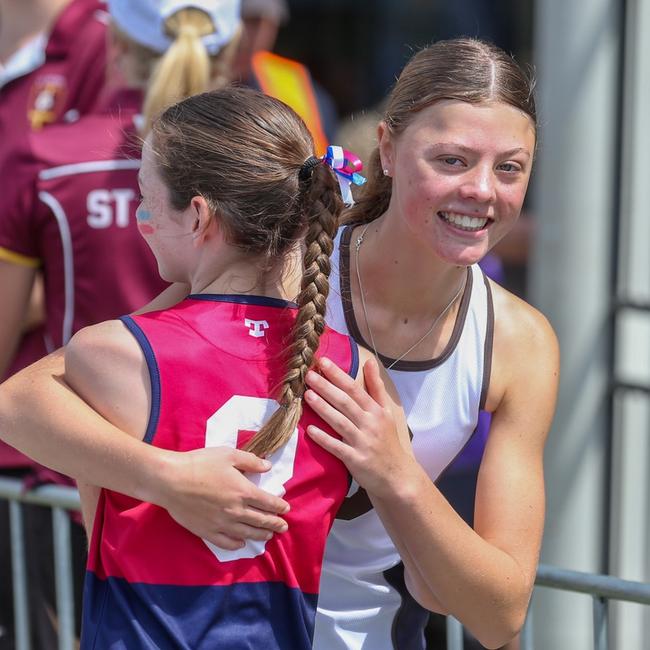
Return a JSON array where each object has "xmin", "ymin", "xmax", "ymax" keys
[
  {"xmin": 188, "ymin": 245, "xmax": 303, "ymax": 302},
  {"xmin": 354, "ymin": 214, "xmax": 468, "ymax": 320}
]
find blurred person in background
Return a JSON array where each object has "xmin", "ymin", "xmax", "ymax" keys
[
  {"xmin": 0, "ymin": 1, "xmax": 108, "ymax": 646},
  {"xmin": 234, "ymin": 0, "xmax": 337, "ymax": 154},
  {"xmin": 0, "ymin": 0, "xmax": 240, "ymax": 646},
  {"xmin": 0, "ymin": 0, "xmax": 108, "ymax": 456}
]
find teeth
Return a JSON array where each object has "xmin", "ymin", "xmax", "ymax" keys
[{"xmin": 439, "ymin": 212, "xmax": 489, "ymax": 231}]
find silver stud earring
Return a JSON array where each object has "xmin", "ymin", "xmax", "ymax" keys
[{"xmin": 383, "ymin": 169, "xmax": 389, "ymax": 176}]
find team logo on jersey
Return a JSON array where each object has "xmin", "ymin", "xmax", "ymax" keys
[
  {"xmin": 245, "ymin": 319, "xmax": 270, "ymax": 338},
  {"xmin": 27, "ymin": 74, "xmax": 68, "ymax": 130}
]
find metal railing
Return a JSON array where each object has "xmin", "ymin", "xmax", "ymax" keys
[
  {"xmin": 2, "ymin": 477, "xmax": 650, "ymax": 650},
  {"xmin": 446, "ymin": 564, "xmax": 650, "ymax": 650},
  {"xmin": 0, "ymin": 477, "xmax": 80, "ymax": 650}
]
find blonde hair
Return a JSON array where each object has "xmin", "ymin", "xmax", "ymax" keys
[
  {"xmin": 113, "ymin": 8, "xmax": 240, "ymax": 133},
  {"xmin": 152, "ymin": 88, "xmax": 343, "ymax": 457}
]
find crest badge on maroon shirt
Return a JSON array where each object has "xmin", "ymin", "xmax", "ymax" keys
[{"xmin": 27, "ymin": 74, "xmax": 68, "ymax": 130}]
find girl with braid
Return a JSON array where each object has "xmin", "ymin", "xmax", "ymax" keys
[{"xmin": 1, "ymin": 86, "xmax": 399, "ymax": 649}]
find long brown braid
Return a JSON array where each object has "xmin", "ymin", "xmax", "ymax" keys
[
  {"xmin": 245, "ymin": 163, "xmax": 342, "ymax": 457},
  {"xmin": 152, "ymin": 87, "xmax": 343, "ymax": 458}
]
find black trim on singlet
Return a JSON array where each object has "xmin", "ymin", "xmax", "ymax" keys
[
  {"xmin": 479, "ymin": 272, "xmax": 494, "ymax": 411},
  {"xmin": 119, "ymin": 316, "xmax": 161, "ymax": 445},
  {"xmin": 383, "ymin": 563, "xmax": 430, "ymax": 650},
  {"xmin": 186, "ymin": 294, "xmax": 299, "ymax": 309},
  {"xmin": 347, "ymin": 337, "xmax": 360, "ymax": 379},
  {"xmin": 338, "ymin": 225, "xmax": 473, "ymax": 371},
  {"xmin": 335, "ymin": 427, "xmax": 414, "ymax": 521}
]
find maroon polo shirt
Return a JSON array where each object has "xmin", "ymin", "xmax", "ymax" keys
[{"xmin": 0, "ymin": 88, "xmax": 167, "ymax": 469}]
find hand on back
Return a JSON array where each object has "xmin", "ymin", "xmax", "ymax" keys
[{"xmin": 156, "ymin": 445, "xmax": 290, "ymax": 549}]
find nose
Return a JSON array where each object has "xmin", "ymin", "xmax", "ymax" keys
[{"xmin": 458, "ymin": 165, "xmax": 497, "ymax": 204}]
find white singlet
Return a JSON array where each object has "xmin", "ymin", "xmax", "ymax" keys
[{"xmin": 313, "ymin": 225, "xmax": 494, "ymax": 650}]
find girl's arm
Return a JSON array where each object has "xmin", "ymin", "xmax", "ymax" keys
[
  {"xmin": 304, "ymin": 292, "xmax": 559, "ymax": 650},
  {"xmin": 0, "ymin": 345, "xmax": 290, "ymax": 550}
]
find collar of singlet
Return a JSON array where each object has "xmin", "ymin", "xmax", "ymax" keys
[{"xmin": 186, "ymin": 294, "xmax": 299, "ymax": 309}]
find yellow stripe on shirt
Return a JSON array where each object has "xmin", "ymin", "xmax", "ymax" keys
[{"xmin": 0, "ymin": 247, "xmax": 40, "ymax": 268}]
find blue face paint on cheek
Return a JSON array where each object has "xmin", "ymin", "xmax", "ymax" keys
[
  {"xmin": 135, "ymin": 206, "xmax": 155, "ymax": 235},
  {"xmin": 136, "ymin": 206, "xmax": 153, "ymax": 222}
]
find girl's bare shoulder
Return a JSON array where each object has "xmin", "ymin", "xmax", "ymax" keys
[{"xmin": 485, "ymin": 279, "xmax": 559, "ymax": 412}]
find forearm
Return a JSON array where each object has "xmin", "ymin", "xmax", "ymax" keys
[
  {"xmin": 373, "ymin": 497, "xmax": 448, "ymax": 615},
  {"xmin": 371, "ymin": 466, "xmax": 532, "ymax": 648},
  {"xmin": 0, "ymin": 351, "xmax": 168, "ymax": 503}
]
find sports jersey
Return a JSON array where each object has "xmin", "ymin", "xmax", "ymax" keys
[
  {"xmin": 0, "ymin": 87, "xmax": 166, "ymax": 467},
  {"xmin": 0, "ymin": 87, "xmax": 166, "ymax": 352},
  {"xmin": 313, "ymin": 225, "xmax": 495, "ymax": 650},
  {"xmin": 83, "ymin": 295, "xmax": 359, "ymax": 649},
  {"xmin": 0, "ymin": 0, "xmax": 108, "ymax": 158}
]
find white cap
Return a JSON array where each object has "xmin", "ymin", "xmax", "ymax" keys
[{"xmin": 108, "ymin": 0, "xmax": 241, "ymax": 55}]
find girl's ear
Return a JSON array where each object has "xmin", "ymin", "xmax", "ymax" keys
[
  {"xmin": 377, "ymin": 121, "xmax": 394, "ymax": 177},
  {"xmin": 189, "ymin": 195, "xmax": 218, "ymax": 246}
]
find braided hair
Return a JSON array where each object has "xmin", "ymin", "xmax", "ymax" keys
[{"xmin": 151, "ymin": 87, "xmax": 343, "ymax": 456}]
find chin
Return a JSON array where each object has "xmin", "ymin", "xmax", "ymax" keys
[
  {"xmin": 156, "ymin": 265, "xmax": 185, "ymax": 285},
  {"xmin": 434, "ymin": 243, "xmax": 490, "ymax": 268}
]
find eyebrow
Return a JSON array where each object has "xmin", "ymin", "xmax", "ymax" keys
[{"xmin": 430, "ymin": 143, "xmax": 531, "ymax": 159}]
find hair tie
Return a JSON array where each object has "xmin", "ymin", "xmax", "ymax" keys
[
  {"xmin": 299, "ymin": 147, "xmax": 367, "ymax": 206},
  {"xmin": 299, "ymin": 156, "xmax": 322, "ymax": 181}
]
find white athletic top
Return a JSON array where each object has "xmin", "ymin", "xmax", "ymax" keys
[{"xmin": 313, "ymin": 225, "xmax": 494, "ymax": 650}]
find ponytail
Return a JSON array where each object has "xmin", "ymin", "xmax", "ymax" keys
[
  {"xmin": 142, "ymin": 8, "xmax": 239, "ymax": 132},
  {"xmin": 245, "ymin": 163, "xmax": 342, "ymax": 457}
]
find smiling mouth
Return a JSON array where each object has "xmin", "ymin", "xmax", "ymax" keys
[{"xmin": 438, "ymin": 211, "xmax": 491, "ymax": 232}]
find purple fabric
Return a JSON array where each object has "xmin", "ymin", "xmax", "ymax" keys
[{"xmin": 445, "ymin": 255, "xmax": 503, "ymax": 474}]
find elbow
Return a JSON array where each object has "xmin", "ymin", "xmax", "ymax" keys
[
  {"xmin": 469, "ymin": 592, "xmax": 530, "ymax": 649},
  {"xmin": 413, "ymin": 592, "xmax": 449, "ymax": 617},
  {"xmin": 404, "ymin": 569, "xmax": 448, "ymax": 615},
  {"xmin": 473, "ymin": 615, "xmax": 525, "ymax": 650}
]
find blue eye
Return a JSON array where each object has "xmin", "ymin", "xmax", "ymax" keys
[{"xmin": 443, "ymin": 157, "xmax": 464, "ymax": 166}]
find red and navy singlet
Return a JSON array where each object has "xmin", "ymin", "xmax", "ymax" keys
[{"xmin": 81, "ymin": 294, "xmax": 358, "ymax": 650}]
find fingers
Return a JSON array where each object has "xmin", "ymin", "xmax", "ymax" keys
[
  {"xmin": 225, "ymin": 521, "xmax": 281, "ymax": 541},
  {"xmin": 304, "ymin": 388, "xmax": 358, "ymax": 443},
  {"xmin": 243, "ymin": 482, "xmax": 290, "ymax": 515},
  {"xmin": 362, "ymin": 357, "xmax": 391, "ymax": 409},
  {"xmin": 231, "ymin": 448, "xmax": 272, "ymax": 474},
  {"xmin": 305, "ymin": 365, "xmax": 368, "ymax": 421},
  {"xmin": 317, "ymin": 358, "xmax": 376, "ymax": 411},
  {"xmin": 307, "ymin": 425, "xmax": 354, "ymax": 465},
  {"xmin": 208, "ymin": 533, "xmax": 246, "ymax": 551},
  {"xmin": 237, "ymin": 507, "xmax": 288, "ymax": 533}
]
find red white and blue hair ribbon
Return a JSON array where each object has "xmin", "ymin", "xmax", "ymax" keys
[{"xmin": 323, "ymin": 145, "xmax": 366, "ymax": 206}]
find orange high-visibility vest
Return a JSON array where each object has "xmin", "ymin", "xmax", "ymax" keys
[{"xmin": 251, "ymin": 51, "xmax": 329, "ymax": 156}]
